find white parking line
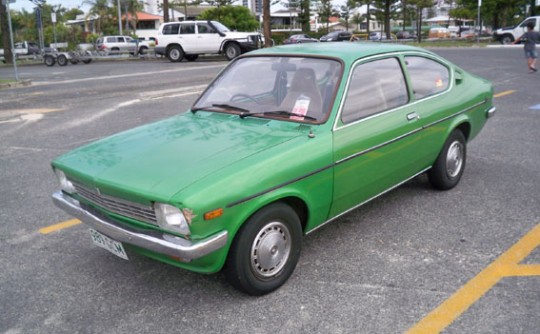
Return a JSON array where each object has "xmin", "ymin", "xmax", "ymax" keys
[{"xmin": 31, "ymin": 64, "xmax": 225, "ymax": 86}]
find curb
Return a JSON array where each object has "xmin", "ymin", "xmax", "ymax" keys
[{"xmin": 0, "ymin": 79, "xmax": 32, "ymax": 89}]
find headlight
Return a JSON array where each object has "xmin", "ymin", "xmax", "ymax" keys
[
  {"xmin": 155, "ymin": 203, "xmax": 191, "ymax": 236},
  {"xmin": 54, "ymin": 169, "xmax": 76, "ymax": 194}
]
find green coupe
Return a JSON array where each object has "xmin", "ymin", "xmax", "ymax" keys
[{"xmin": 52, "ymin": 43, "xmax": 495, "ymax": 295}]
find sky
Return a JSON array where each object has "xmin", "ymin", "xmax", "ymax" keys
[{"xmin": 8, "ymin": 0, "xmax": 88, "ymax": 12}]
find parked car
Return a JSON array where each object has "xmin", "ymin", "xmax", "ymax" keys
[
  {"xmin": 137, "ymin": 37, "xmax": 156, "ymax": 54},
  {"xmin": 51, "ymin": 42, "xmax": 495, "ymax": 296},
  {"xmin": 283, "ymin": 34, "xmax": 319, "ymax": 44},
  {"xmin": 155, "ymin": 20, "xmax": 262, "ymax": 62},
  {"xmin": 320, "ymin": 30, "xmax": 352, "ymax": 42},
  {"xmin": 95, "ymin": 36, "xmax": 138, "ymax": 55},
  {"xmin": 396, "ymin": 30, "xmax": 417, "ymax": 40},
  {"xmin": 428, "ymin": 27, "xmax": 451, "ymax": 39},
  {"xmin": 368, "ymin": 32, "xmax": 397, "ymax": 41}
]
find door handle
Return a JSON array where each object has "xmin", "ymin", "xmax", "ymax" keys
[{"xmin": 407, "ymin": 112, "xmax": 420, "ymax": 121}]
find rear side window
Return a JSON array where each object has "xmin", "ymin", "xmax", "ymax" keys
[
  {"xmin": 180, "ymin": 24, "xmax": 196, "ymax": 34},
  {"xmin": 162, "ymin": 23, "xmax": 180, "ymax": 35},
  {"xmin": 405, "ymin": 56, "xmax": 449, "ymax": 100},
  {"xmin": 341, "ymin": 57, "xmax": 408, "ymax": 124}
]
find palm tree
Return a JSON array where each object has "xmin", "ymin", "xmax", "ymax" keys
[{"xmin": 83, "ymin": 0, "xmax": 111, "ymax": 34}]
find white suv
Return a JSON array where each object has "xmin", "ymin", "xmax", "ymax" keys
[{"xmin": 155, "ymin": 20, "xmax": 262, "ymax": 62}]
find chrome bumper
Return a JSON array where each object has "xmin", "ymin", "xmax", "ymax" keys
[
  {"xmin": 487, "ymin": 106, "xmax": 497, "ymax": 118},
  {"xmin": 51, "ymin": 191, "xmax": 228, "ymax": 261}
]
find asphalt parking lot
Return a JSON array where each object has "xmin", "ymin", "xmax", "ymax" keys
[{"xmin": 0, "ymin": 46, "xmax": 539, "ymax": 334}]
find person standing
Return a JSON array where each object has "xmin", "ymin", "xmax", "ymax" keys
[{"xmin": 513, "ymin": 21, "xmax": 540, "ymax": 73}]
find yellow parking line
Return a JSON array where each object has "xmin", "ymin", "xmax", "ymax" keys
[
  {"xmin": 39, "ymin": 219, "xmax": 81, "ymax": 234},
  {"xmin": 493, "ymin": 90, "xmax": 515, "ymax": 98},
  {"xmin": 407, "ymin": 223, "xmax": 540, "ymax": 334}
]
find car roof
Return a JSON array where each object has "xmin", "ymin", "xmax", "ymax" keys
[{"xmin": 247, "ymin": 42, "xmax": 433, "ymax": 63}]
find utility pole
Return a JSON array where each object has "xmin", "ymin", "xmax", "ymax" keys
[
  {"xmin": 2, "ymin": 0, "xmax": 19, "ymax": 80},
  {"xmin": 117, "ymin": 0, "xmax": 123, "ymax": 35}
]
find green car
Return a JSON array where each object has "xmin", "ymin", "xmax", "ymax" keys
[{"xmin": 51, "ymin": 43, "xmax": 495, "ymax": 295}]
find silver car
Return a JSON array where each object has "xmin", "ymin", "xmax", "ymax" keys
[{"xmin": 96, "ymin": 36, "xmax": 138, "ymax": 55}]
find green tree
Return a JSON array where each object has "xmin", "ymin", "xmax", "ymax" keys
[
  {"xmin": 318, "ymin": 0, "xmax": 336, "ymax": 32},
  {"xmin": 84, "ymin": 0, "xmax": 113, "ymax": 34},
  {"xmin": 199, "ymin": 5, "xmax": 259, "ymax": 31},
  {"xmin": 409, "ymin": 0, "xmax": 433, "ymax": 42}
]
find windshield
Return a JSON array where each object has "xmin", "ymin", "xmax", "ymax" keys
[
  {"xmin": 192, "ymin": 56, "xmax": 342, "ymax": 123},
  {"xmin": 211, "ymin": 21, "xmax": 231, "ymax": 33}
]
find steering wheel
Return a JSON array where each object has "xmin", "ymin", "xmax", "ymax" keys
[{"xmin": 231, "ymin": 93, "xmax": 260, "ymax": 105}]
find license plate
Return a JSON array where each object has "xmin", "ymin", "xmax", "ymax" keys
[{"xmin": 89, "ymin": 229, "xmax": 129, "ymax": 260}]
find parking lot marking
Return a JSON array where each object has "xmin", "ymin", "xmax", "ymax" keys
[
  {"xmin": 39, "ymin": 219, "xmax": 81, "ymax": 234},
  {"xmin": 493, "ymin": 90, "xmax": 515, "ymax": 98},
  {"xmin": 407, "ymin": 223, "xmax": 540, "ymax": 334}
]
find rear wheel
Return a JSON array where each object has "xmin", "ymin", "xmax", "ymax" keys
[
  {"xmin": 44, "ymin": 55, "xmax": 55, "ymax": 67},
  {"xmin": 167, "ymin": 45, "xmax": 184, "ymax": 62},
  {"xmin": 225, "ymin": 203, "xmax": 302, "ymax": 295},
  {"xmin": 57, "ymin": 54, "xmax": 68, "ymax": 66},
  {"xmin": 428, "ymin": 129, "xmax": 466, "ymax": 190},
  {"xmin": 139, "ymin": 46, "xmax": 148, "ymax": 55}
]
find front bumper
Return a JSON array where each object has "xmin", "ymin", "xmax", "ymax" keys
[
  {"xmin": 52, "ymin": 191, "xmax": 228, "ymax": 261},
  {"xmin": 487, "ymin": 106, "xmax": 497, "ymax": 118}
]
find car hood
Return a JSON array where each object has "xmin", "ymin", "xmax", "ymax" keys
[
  {"xmin": 226, "ymin": 31, "xmax": 260, "ymax": 38},
  {"xmin": 53, "ymin": 112, "xmax": 304, "ymax": 201}
]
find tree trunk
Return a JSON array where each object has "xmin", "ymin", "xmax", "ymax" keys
[
  {"xmin": 0, "ymin": 4, "xmax": 13, "ymax": 64},
  {"xmin": 366, "ymin": 4, "xmax": 370, "ymax": 34},
  {"xmin": 163, "ymin": 0, "xmax": 170, "ymax": 22},
  {"xmin": 263, "ymin": 0, "xmax": 272, "ymax": 47}
]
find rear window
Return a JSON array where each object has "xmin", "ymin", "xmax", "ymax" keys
[{"xmin": 162, "ymin": 23, "xmax": 180, "ymax": 35}]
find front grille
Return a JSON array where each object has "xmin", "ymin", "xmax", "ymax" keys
[{"xmin": 72, "ymin": 181, "xmax": 157, "ymax": 225}]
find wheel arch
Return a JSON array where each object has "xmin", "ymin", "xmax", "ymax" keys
[
  {"xmin": 455, "ymin": 121, "xmax": 471, "ymax": 141},
  {"xmin": 166, "ymin": 43, "xmax": 183, "ymax": 53},
  {"xmin": 220, "ymin": 40, "xmax": 240, "ymax": 53}
]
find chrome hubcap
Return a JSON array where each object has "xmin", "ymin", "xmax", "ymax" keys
[
  {"xmin": 446, "ymin": 141, "xmax": 464, "ymax": 178},
  {"xmin": 250, "ymin": 221, "xmax": 291, "ymax": 279}
]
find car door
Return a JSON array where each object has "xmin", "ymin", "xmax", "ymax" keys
[
  {"xmin": 195, "ymin": 22, "xmax": 221, "ymax": 53},
  {"xmin": 330, "ymin": 56, "xmax": 430, "ymax": 216},
  {"xmin": 178, "ymin": 23, "xmax": 198, "ymax": 53}
]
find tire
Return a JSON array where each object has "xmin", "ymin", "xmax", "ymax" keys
[
  {"xmin": 44, "ymin": 55, "xmax": 55, "ymax": 67},
  {"xmin": 82, "ymin": 59, "xmax": 92, "ymax": 64},
  {"xmin": 225, "ymin": 203, "xmax": 302, "ymax": 296},
  {"xmin": 70, "ymin": 59, "xmax": 79, "ymax": 65},
  {"xmin": 57, "ymin": 54, "xmax": 68, "ymax": 66},
  {"xmin": 500, "ymin": 35, "xmax": 514, "ymax": 45},
  {"xmin": 167, "ymin": 45, "xmax": 184, "ymax": 62},
  {"xmin": 428, "ymin": 129, "xmax": 467, "ymax": 190},
  {"xmin": 184, "ymin": 54, "xmax": 199, "ymax": 62},
  {"xmin": 224, "ymin": 42, "xmax": 241, "ymax": 60},
  {"xmin": 139, "ymin": 46, "xmax": 148, "ymax": 55}
]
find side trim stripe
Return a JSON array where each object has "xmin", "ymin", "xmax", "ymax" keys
[{"xmin": 226, "ymin": 100, "xmax": 487, "ymax": 208}]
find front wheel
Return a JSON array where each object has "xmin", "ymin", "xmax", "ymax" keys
[
  {"xmin": 224, "ymin": 43, "xmax": 241, "ymax": 60},
  {"xmin": 225, "ymin": 203, "xmax": 302, "ymax": 295},
  {"xmin": 500, "ymin": 35, "xmax": 514, "ymax": 45},
  {"xmin": 428, "ymin": 129, "xmax": 466, "ymax": 190}
]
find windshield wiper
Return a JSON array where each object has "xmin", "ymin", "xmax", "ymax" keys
[
  {"xmin": 240, "ymin": 110, "xmax": 317, "ymax": 121},
  {"xmin": 191, "ymin": 104, "xmax": 250, "ymax": 114}
]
